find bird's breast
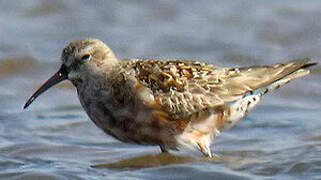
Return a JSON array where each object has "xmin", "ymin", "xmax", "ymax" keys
[{"xmin": 74, "ymin": 76, "xmax": 181, "ymax": 148}]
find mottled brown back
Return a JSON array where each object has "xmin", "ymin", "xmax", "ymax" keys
[{"xmin": 120, "ymin": 58, "xmax": 315, "ymax": 118}]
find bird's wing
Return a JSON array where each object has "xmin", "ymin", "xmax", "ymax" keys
[{"xmin": 122, "ymin": 58, "xmax": 315, "ymax": 118}]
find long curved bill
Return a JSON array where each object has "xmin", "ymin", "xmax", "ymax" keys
[{"xmin": 23, "ymin": 65, "xmax": 68, "ymax": 109}]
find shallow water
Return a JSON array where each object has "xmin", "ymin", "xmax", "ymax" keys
[{"xmin": 0, "ymin": 1, "xmax": 320, "ymax": 179}]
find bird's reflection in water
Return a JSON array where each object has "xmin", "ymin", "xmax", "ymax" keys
[{"xmin": 91, "ymin": 153, "xmax": 259, "ymax": 169}]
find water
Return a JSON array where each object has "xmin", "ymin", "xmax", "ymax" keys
[{"xmin": 0, "ymin": 1, "xmax": 320, "ymax": 179}]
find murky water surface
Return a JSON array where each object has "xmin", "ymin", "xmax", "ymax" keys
[{"xmin": 0, "ymin": 1, "xmax": 320, "ymax": 179}]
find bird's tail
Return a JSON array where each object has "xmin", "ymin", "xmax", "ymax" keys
[
  {"xmin": 218, "ymin": 58, "xmax": 317, "ymax": 131},
  {"xmin": 259, "ymin": 58, "xmax": 317, "ymax": 96}
]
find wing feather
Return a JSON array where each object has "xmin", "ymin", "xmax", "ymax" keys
[{"xmin": 121, "ymin": 58, "xmax": 315, "ymax": 118}]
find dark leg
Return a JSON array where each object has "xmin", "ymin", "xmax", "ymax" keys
[
  {"xmin": 160, "ymin": 145, "xmax": 168, "ymax": 153},
  {"xmin": 197, "ymin": 142, "xmax": 212, "ymax": 157}
]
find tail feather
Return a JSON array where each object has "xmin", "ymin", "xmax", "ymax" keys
[
  {"xmin": 260, "ymin": 68, "xmax": 312, "ymax": 96},
  {"xmin": 218, "ymin": 59, "xmax": 317, "ymax": 131},
  {"xmin": 236, "ymin": 58, "xmax": 317, "ymax": 91}
]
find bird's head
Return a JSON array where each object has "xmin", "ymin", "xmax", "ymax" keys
[{"xmin": 24, "ymin": 38, "xmax": 118, "ymax": 109}]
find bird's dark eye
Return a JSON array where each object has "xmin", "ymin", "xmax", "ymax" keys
[{"xmin": 81, "ymin": 54, "xmax": 91, "ymax": 61}]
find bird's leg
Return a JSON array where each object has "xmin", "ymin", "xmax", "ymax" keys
[
  {"xmin": 160, "ymin": 145, "xmax": 169, "ymax": 153},
  {"xmin": 197, "ymin": 142, "xmax": 212, "ymax": 158}
]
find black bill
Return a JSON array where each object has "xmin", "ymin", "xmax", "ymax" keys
[{"xmin": 23, "ymin": 65, "xmax": 68, "ymax": 109}]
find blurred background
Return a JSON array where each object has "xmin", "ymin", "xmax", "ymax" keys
[{"xmin": 0, "ymin": 1, "xmax": 320, "ymax": 179}]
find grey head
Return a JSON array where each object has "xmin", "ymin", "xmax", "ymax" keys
[{"xmin": 24, "ymin": 38, "xmax": 118, "ymax": 109}]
